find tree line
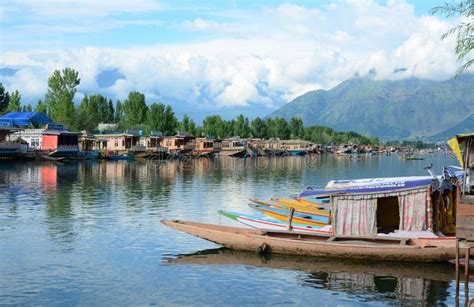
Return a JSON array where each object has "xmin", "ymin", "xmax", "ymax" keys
[{"xmin": 0, "ymin": 68, "xmax": 379, "ymax": 145}]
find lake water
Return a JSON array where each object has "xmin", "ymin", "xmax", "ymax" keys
[{"xmin": 1, "ymin": 154, "xmax": 472, "ymax": 305}]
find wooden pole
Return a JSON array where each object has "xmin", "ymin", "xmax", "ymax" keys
[
  {"xmin": 456, "ymin": 238, "xmax": 460, "ymax": 297},
  {"xmin": 465, "ymin": 246, "xmax": 471, "ymax": 303},
  {"xmin": 287, "ymin": 207, "xmax": 295, "ymax": 230}
]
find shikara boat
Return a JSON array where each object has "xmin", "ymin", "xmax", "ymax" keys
[
  {"xmin": 218, "ymin": 210, "xmax": 332, "ymax": 234},
  {"xmin": 41, "ymin": 155, "xmax": 65, "ymax": 162},
  {"xmin": 248, "ymin": 203, "xmax": 330, "ymax": 226},
  {"xmin": 161, "ymin": 220, "xmax": 456, "ymax": 262},
  {"xmin": 270, "ymin": 197, "xmax": 331, "ymax": 212}
]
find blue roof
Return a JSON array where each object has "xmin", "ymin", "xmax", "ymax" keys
[{"xmin": 0, "ymin": 112, "xmax": 53, "ymax": 127}]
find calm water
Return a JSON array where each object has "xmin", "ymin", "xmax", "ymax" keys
[{"xmin": 0, "ymin": 154, "xmax": 472, "ymax": 305}]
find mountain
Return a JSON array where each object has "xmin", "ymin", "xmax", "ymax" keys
[{"xmin": 269, "ymin": 75, "xmax": 474, "ymax": 140}]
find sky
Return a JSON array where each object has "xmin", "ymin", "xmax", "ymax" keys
[{"xmin": 0, "ymin": 0, "xmax": 468, "ymax": 120}]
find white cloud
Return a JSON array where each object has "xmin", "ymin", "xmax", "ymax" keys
[{"xmin": 0, "ymin": 0, "xmax": 469, "ymax": 112}]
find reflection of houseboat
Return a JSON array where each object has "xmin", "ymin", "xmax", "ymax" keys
[
  {"xmin": 0, "ymin": 126, "xmax": 29, "ymax": 159},
  {"xmin": 162, "ymin": 132, "xmax": 196, "ymax": 155},
  {"xmin": 193, "ymin": 138, "xmax": 221, "ymax": 157},
  {"xmin": 220, "ymin": 139, "xmax": 246, "ymax": 157}
]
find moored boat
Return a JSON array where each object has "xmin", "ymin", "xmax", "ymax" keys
[{"xmin": 161, "ymin": 219, "xmax": 456, "ymax": 262}]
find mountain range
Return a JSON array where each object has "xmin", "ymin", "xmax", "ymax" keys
[{"xmin": 269, "ymin": 75, "xmax": 474, "ymax": 140}]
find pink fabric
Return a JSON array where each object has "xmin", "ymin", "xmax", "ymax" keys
[
  {"xmin": 399, "ymin": 190, "xmax": 428, "ymax": 231},
  {"xmin": 334, "ymin": 195, "xmax": 377, "ymax": 236}
]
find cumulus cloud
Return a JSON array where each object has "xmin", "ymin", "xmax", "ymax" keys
[{"xmin": 0, "ymin": 0, "xmax": 469, "ymax": 114}]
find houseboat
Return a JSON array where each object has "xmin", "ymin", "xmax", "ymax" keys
[
  {"xmin": 42, "ymin": 129, "xmax": 80, "ymax": 157},
  {"xmin": 192, "ymin": 138, "xmax": 222, "ymax": 157},
  {"xmin": 94, "ymin": 129, "xmax": 146, "ymax": 159},
  {"xmin": 144, "ymin": 131, "xmax": 169, "ymax": 159},
  {"xmin": 280, "ymin": 140, "xmax": 311, "ymax": 155},
  {"xmin": 78, "ymin": 131, "xmax": 106, "ymax": 159},
  {"xmin": 0, "ymin": 126, "xmax": 29, "ymax": 159},
  {"xmin": 220, "ymin": 138, "xmax": 246, "ymax": 157},
  {"xmin": 162, "ymin": 132, "xmax": 196, "ymax": 155}
]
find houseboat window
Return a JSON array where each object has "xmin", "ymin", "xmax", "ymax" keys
[
  {"xmin": 115, "ymin": 139, "xmax": 119, "ymax": 147},
  {"xmin": 376, "ymin": 196, "xmax": 400, "ymax": 234}
]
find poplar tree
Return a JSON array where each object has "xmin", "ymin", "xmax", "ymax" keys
[{"xmin": 44, "ymin": 68, "xmax": 80, "ymax": 129}]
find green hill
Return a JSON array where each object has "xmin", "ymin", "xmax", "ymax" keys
[{"xmin": 269, "ymin": 75, "xmax": 474, "ymax": 140}]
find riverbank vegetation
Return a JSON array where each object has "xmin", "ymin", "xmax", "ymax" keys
[{"xmin": 0, "ymin": 69, "xmax": 380, "ymax": 145}]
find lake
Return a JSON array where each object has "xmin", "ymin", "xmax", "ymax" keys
[{"xmin": 0, "ymin": 154, "xmax": 472, "ymax": 305}]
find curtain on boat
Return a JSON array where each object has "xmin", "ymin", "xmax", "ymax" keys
[
  {"xmin": 333, "ymin": 194, "xmax": 377, "ymax": 236},
  {"xmin": 332, "ymin": 187, "xmax": 431, "ymax": 236},
  {"xmin": 399, "ymin": 188, "xmax": 429, "ymax": 232}
]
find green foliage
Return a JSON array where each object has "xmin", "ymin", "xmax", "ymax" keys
[
  {"xmin": 431, "ymin": 1, "xmax": 473, "ymax": 76},
  {"xmin": 76, "ymin": 94, "xmax": 114, "ymax": 131},
  {"xmin": 45, "ymin": 68, "xmax": 80, "ymax": 129},
  {"xmin": 146, "ymin": 103, "xmax": 178, "ymax": 136},
  {"xmin": 178, "ymin": 115, "xmax": 197, "ymax": 136},
  {"xmin": 121, "ymin": 91, "xmax": 148, "ymax": 128},
  {"xmin": 289, "ymin": 117, "xmax": 304, "ymax": 139},
  {"xmin": 22, "ymin": 104, "xmax": 33, "ymax": 112},
  {"xmin": 115, "ymin": 100, "xmax": 123, "ymax": 125},
  {"xmin": 202, "ymin": 115, "xmax": 227, "ymax": 138},
  {"xmin": 233, "ymin": 114, "xmax": 251, "ymax": 138},
  {"xmin": 35, "ymin": 99, "xmax": 47, "ymax": 114},
  {"xmin": 6, "ymin": 90, "xmax": 21, "ymax": 112},
  {"xmin": 0, "ymin": 83, "xmax": 10, "ymax": 114},
  {"xmin": 250, "ymin": 117, "xmax": 267, "ymax": 138}
]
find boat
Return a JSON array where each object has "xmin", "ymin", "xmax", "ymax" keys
[
  {"xmin": 270, "ymin": 197, "xmax": 331, "ymax": 212},
  {"xmin": 105, "ymin": 151, "xmax": 133, "ymax": 160},
  {"xmin": 220, "ymin": 139, "xmax": 246, "ymax": 157},
  {"xmin": 218, "ymin": 210, "xmax": 332, "ymax": 234},
  {"xmin": 248, "ymin": 203, "xmax": 330, "ymax": 227},
  {"xmin": 161, "ymin": 220, "xmax": 456, "ymax": 262},
  {"xmin": 41, "ymin": 155, "xmax": 65, "ymax": 162},
  {"xmin": 163, "ymin": 170, "xmax": 461, "ymax": 262}
]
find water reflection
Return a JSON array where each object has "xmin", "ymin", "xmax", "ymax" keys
[
  {"xmin": 168, "ymin": 248, "xmax": 453, "ymax": 305},
  {"xmin": 1, "ymin": 154, "xmax": 467, "ymax": 305}
]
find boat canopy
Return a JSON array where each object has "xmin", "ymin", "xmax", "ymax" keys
[
  {"xmin": 331, "ymin": 186, "xmax": 432, "ymax": 237},
  {"xmin": 299, "ymin": 178, "xmax": 434, "ymax": 198},
  {"xmin": 0, "ymin": 112, "xmax": 53, "ymax": 127}
]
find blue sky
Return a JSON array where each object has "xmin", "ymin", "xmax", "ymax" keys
[{"xmin": 0, "ymin": 0, "xmax": 464, "ymax": 120}]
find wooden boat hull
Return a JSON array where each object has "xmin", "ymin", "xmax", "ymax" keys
[{"xmin": 161, "ymin": 220, "xmax": 456, "ymax": 262}]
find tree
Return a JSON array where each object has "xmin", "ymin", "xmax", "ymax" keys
[
  {"xmin": 6, "ymin": 90, "xmax": 21, "ymax": 112},
  {"xmin": 202, "ymin": 115, "xmax": 227, "ymax": 138},
  {"xmin": 289, "ymin": 117, "xmax": 304, "ymax": 139},
  {"xmin": 35, "ymin": 99, "xmax": 48, "ymax": 114},
  {"xmin": 432, "ymin": 1, "xmax": 473, "ymax": 76},
  {"xmin": 115, "ymin": 100, "xmax": 123, "ymax": 125},
  {"xmin": 22, "ymin": 104, "xmax": 33, "ymax": 112},
  {"xmin": 146, "ymin": 103, "xmax": 178, "ymax": 136},
  {"xmin": 178, "ymin": 114, "xmax": 197, "ymax": 136},
  {"xmin": 0, "ymin": 83, "xmax": 10, "ymax": 114},
  {"xmin": 44, "ymin": 68, "xmax": 80, "ymax": 129},
  {"xmin": 274, "ymin": 117, "xmax": 290, "ymax": 139},
  {"xmin": 106, "ymin": 99, "xmax": 115, "ymax": 123},
  {"xmin": 250, "ymin": 117, "xmax": 268, "ymax": 138},
  {"xmin": 233, "ymin": 114, "xmax": 251, "ymax": 138},
  {"xmin": 121, "ymin": 91, "xmax": 148, "ymax": 128}
]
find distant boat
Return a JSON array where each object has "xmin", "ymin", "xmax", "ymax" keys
[{"xmin": 41, "ymin": 155, "xmax": 65, "ymax": 162}]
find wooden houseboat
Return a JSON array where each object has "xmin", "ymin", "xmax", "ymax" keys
[
  {"xmin": 94, "ymin": 130, "xmax": 146, "ymax": 159},
  {"xmin": 162, "ymin": 132, "xmax": 196, "ymax": 155},
  {"xmin": 220, "ymin": 138, "xmax": 246, "ymax": 157},
  {"xmin": 193, "ymin": 138, "xmax": 222, "ymax": 157},
  {"xmin": 0, "ymin": 126, "xmax": 29, "ymax": 159},
  {"xmin": 144, "ymin": 131, "xmax": 169, "ymax": 159},
  {"xmin": 280, "ymin": 140, "xmax": 311, "ymax": 155}
]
